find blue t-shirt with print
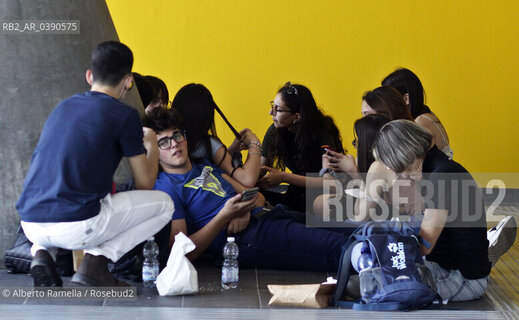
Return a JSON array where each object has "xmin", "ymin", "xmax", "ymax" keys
[
  {"xmin": 16, "ymin": 91, "xmax": 145, "ymax": 222},
  {"xmin": 154, "ymin": 162, "xmax": 236, "ymax": 237}
]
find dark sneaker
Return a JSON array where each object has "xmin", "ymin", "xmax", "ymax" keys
[
  {"xmin": 70, "ymin": 253, "xmax": 130, "ymax": 287},
  {"xmin": 488, "ymin": 216, "xmax": 517, "ymax": 266},
  {"xmin": 30, "ymin": 250, "xmax": 63, "ymax": 287}
]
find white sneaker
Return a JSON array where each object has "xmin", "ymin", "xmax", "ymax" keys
[{"xmin": 488, "ymin": 216, "xmax": 517, "ymax": 266}]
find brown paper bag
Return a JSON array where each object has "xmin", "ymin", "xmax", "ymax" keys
[{"xmin": 267, "ymin": 283, "xmax": 336, "ymax": 308}]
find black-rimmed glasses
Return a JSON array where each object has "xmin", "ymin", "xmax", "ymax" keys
[
  {"xmin": 284, "ymin": 81, "xmax": 298, "ymax": 95},
  {"xmin": 158, "ymin": 130, "xmax": 186, "ymax": 150},
  {"xmin": 270, "ymin": 101, "xmax": 292, "ymax": 116}
]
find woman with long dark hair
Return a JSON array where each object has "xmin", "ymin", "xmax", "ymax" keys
[
  {"xmin": 313, "ymin": 114, "xmax": 389, "ymax": 218},
  {"xmin": 360, "ymin": 85, "xmax": 413, "ymax": 120},
  {"xmin": 382, "ymin": 68, "xmax": 453, "ymax": 159},
  {"xmin": 144, "ymin": 75, "xmax": 170, "ymax": 112},
  {"xmin": 323, "ymin": 85, "xmax": 411, "ymax": 181},
  {"xmin": 325, "ymin": 114, "xmax": 389, "ymax": 176},
  {"xmin": 258, "ymin": 82, "xmax": 344, "ymax": 211},
  {"xmin": 172, "ymin": 83, "xmax": 261, "ymax": 188},
  {"xmin": 314, "ymin": 86, "xmax": 411, "ymax": 218}
]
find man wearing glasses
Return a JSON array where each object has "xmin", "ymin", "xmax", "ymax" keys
[
  {"xmin": 16, "ymin": 41, "xmax": 174, "ymax": 287},
  {"xmin": 144, "ymin": 108, "xmax": 358, "ymax": 272}
]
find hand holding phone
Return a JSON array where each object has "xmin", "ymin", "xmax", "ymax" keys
[
  {"xmin": 240, "ymin": 187, "xmax": 259, "ymax": 202},
  {"xmin": 321, "ymin": 145, "xmax": 337, "ymax": 155}
]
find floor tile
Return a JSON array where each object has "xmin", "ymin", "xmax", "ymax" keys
[
  {"xmin": 182, "ymin": 286, "xmax": 259, "ymax": 309},
  {"xmin": 256, "ymin": 269, "xmax": 329, "ymax": 289},
  {"xmin": 104, "ymin": 286, "xmax": 182, "ymax": 307},
  {"xmin": 182, "ymin": 268, "xmax": 259, "ymax": 308}
]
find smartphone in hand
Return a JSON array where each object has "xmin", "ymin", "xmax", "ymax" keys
[
  {"xmin": 240, "ymin": 187, "xmax": 259, "ymax": 202},
  {"xmin": 321, "ymin": 145, "xmax": 336, "ymax": 155}
]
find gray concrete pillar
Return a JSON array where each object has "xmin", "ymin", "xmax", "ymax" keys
[{"xmin": 0, "ymin": 0, "xmax": 143, "ymax": 266}]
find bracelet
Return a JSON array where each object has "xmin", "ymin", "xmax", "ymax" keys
[{"xmin": 249, "ymin": 141, "xmax": 261, "ymax": 149}]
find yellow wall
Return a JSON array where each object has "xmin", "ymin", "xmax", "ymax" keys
[{"xmin": 106, "ymin": 0, "xmax": 519, "ymax": 177}]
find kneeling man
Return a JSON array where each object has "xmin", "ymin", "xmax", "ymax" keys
[{"xmin": 16, "ymin": 41, "xmax": 174, "ymax": 287}]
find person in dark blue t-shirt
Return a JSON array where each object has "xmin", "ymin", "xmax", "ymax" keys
[
  {"xmin": 16, "ymin": 41, "xmax": 174, "ymax": 287},
  {"xmin": 144, "ymin": 108, "xmax": 359, "ymax": 272}
]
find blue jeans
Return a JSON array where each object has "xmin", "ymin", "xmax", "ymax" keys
[
  {"xmin": 211, "ymin": 206, "xmax": 359, "ymax": 272},
  {"xmin": 425, "ymin": 260, "xmax": 488, "ymax": 301}
]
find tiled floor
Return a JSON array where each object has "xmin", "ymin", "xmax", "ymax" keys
[
  {"xmin": 0, "ymin": 252, "xmax": 508, "ymax": 311},
  {"xmin": 1, "ymin": 209, "xmax": 518, "ymax": 319},
  {"xmin": 0, "ymin": 264, "xmax": 332, "ymax": 309}
]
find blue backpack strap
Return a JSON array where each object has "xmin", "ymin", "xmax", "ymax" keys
[
  {"xmin": 333, "ymin": 240, "xmax": 360, "ymax": 306},
  {"xmin": 361, "ymin": 221, "xmax": 373, "ymax": 236},
  {"xmin": 419, "ymin": 236, "xmax": 432, "ymax": 249},
  {"xmin": 352, "ymin": 302, "xmax": 408, "ymax": 311}
]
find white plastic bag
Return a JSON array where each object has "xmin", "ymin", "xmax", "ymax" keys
[{"xmin": 156, "ymin": 232, "xmax": 199, "ymax": 296}]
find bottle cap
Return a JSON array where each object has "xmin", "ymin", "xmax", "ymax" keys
[{"xmin": 227, "ymin": 237, "xmax": 235, "ymax": 242}]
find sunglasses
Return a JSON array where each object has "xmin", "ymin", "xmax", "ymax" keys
[{"xmin": 283, "ymin": 81, "xmax": 298, "ymax": 95}]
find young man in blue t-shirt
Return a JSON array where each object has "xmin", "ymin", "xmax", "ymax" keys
[
  {"xmin": 16, "ymin": 41, "xmax": 174, "ymax": 287},
  {"xmin": 144, "ymin": 108, "xmax": 357, "ymax": 271}
]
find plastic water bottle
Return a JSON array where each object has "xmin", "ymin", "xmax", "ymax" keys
[
  {"xmin": 358, "ymin": 245, "xmax": 374, "ymax": 271},
  {"xmin": 222, "ymin": 237, "xmax": 239, "ymax": 290},
  {"xmin": 142, "ymin": 237, "xmax": 159, "ymax": 288},
  {"xmin": 358, "ymin": 243, "xmax": 377, "ymax": 297}
]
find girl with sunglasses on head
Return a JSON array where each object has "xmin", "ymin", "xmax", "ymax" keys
[
  {"xmin": 172, "ymin": 83, "xmax": 261, "ymax": 188},
  {"xmin": 382, "ymin": 68, "xmax": 453, "ymax": 159},
  {"xmin": 258, "ymin": 82, "xmax": 344, "ymax": 212}
]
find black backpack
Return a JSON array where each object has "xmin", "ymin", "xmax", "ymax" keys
[
  {"xmin": 3, "ymin": 227, "xmax": 73, "ymax": 276},
  {"xmin": 333, "ymin": 220, "xmax": 438, "ymax": 311}
]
